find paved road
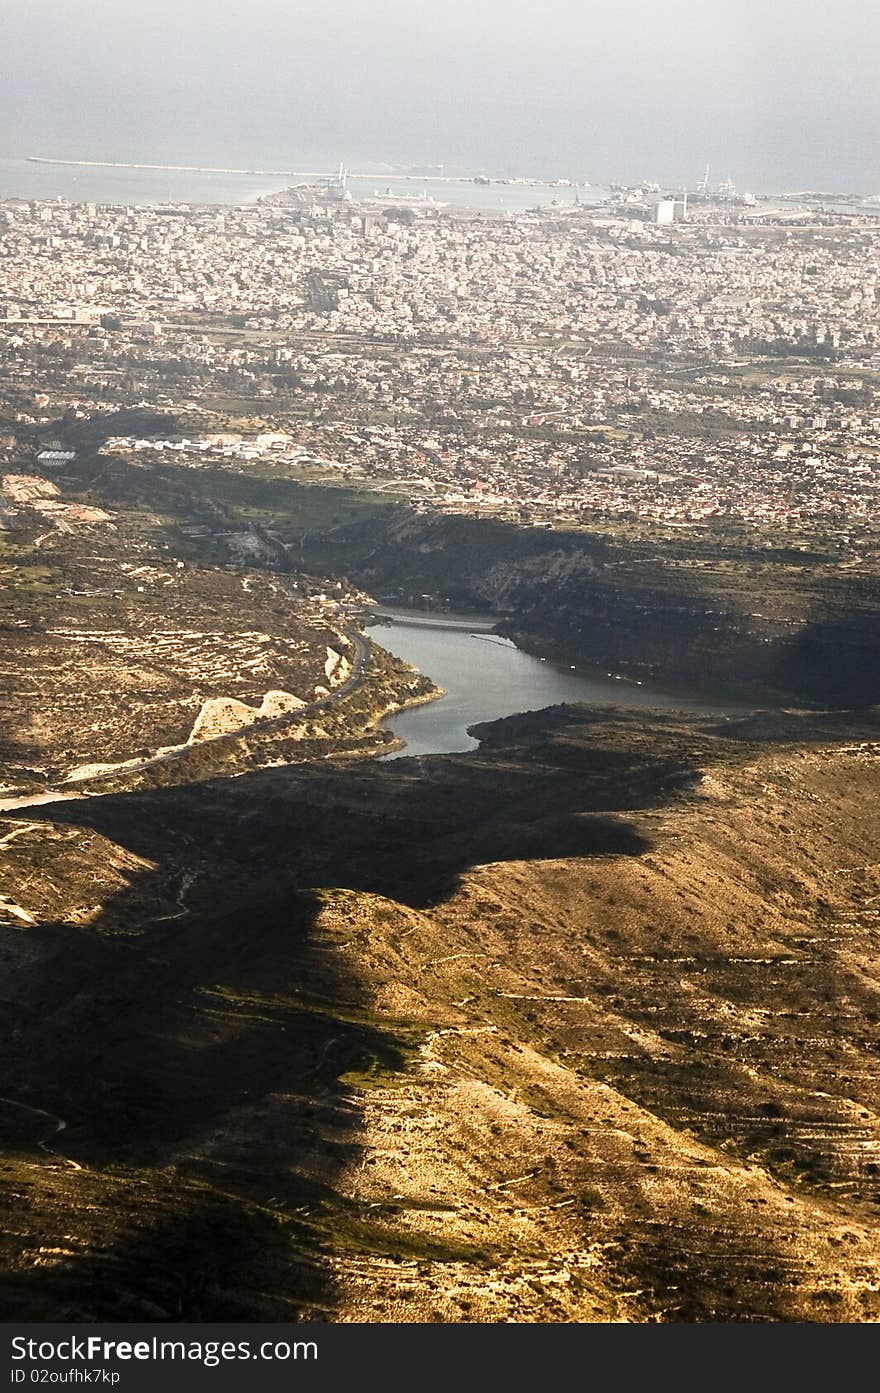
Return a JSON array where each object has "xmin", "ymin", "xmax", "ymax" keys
[{"xmin": 0, "ymin": 627, "xmax": 372, "ymax": 811}]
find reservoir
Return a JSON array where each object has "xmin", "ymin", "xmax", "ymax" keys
[{"xmin": 369, "ymin": 610, "xmax": 734, "ymax": 760}]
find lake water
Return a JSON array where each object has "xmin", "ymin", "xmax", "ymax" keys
[{"xmin": 370, "ymin": 610, "xmax": 733, "ymax": 760}]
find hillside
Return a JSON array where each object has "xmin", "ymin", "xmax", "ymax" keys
[
  {"xmin": 3, "ymin": 706, "xmax": 880, "ymax": 1321},
  {"xmin": 300, "ymin": 508, "xmax": 880, "ymax": 708}
]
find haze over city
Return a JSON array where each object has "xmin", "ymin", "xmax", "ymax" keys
[{"xmin": 1, "ymin": 0, "xmax": 878, "ymax": 190}]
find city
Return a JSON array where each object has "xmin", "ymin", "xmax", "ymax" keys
[
  {"xmin": 1, "ymin": 187, "xmax": 878, "ymax": 547},
  {"xmin": 2, "ymin": 173, "xmax": 880, "ymax": 1331}
]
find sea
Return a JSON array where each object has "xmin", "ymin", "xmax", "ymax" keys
[{"xmin": 0, "ymin": 157, "xmax": 605, "ymax": 213}]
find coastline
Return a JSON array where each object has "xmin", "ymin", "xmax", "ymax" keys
[{"xmin": 365, "ymin": 652, "xmax": 448, "ymax": 758}]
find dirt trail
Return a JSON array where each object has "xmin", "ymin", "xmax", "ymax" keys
[{"xmin": 0, "ymin": 1097, "xmax": 82, "ymax": 1171}]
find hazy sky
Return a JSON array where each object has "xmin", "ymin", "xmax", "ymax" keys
[{"xmin": 1, "ymin": 0, "xmax": 877, "ymax": 189}]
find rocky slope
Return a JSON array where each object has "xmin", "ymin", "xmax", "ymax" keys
[
  {"xmin": 301, "ymin": 509, "xmax": 880, "ymax": 708},
  {"xmin": 2, "ymin": 706, "xmax": 880, "ymax": 1321}
]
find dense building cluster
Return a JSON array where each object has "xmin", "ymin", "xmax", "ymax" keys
[{"xmin": 1, "ymin": 194, "xmax": 878, "ymax": 538}]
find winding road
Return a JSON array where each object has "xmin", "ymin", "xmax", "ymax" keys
[
  {"xmin": 0, "ymin": 1097, "xmax": 82, "ymax": 1170},
  {"xmin": 0, "ymin": 627, "xmax": 372, "ymax": 812}
]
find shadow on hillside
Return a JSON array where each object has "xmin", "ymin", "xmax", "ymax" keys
[
  {"xmin": 0, "ymin": 731, "xmax": 51, "ymax": 780},
  {"xmin": 764, "ymin": 612, "xmax": 880, "ymax": 708},
  {"xmin": 0, "ymin": 875, "xmax": 394, "ymax": 1318},
  {"xmin": 36, "ymin": 732, "xmax": 676, "ymax": 908},
  {"xmin": 0, "ymin": 719, "xmax": 691, "ymax": 1319}
]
